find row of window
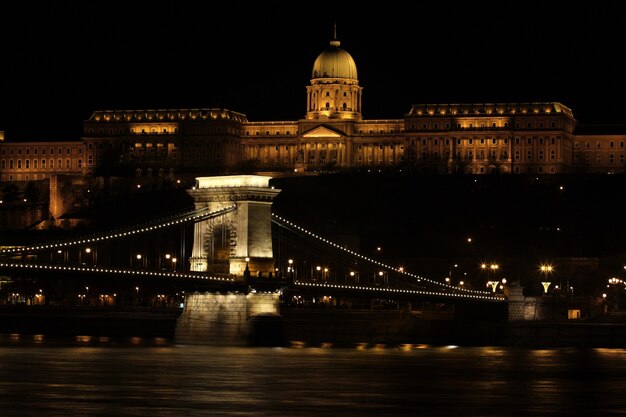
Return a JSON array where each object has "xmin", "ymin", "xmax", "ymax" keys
[
  {"xmin": 1, "ymin": 147, "xmax": 80, "ymax": 156},
  {"xmin": 412, "ymin": 137, "xmax": 564, "ymax": 146},
  {"xmin": 408, "ymin": 121, "xmax": 560, "ymax": 130},
  {"xmin": 86, "ymin": 127, "xmax": 234, "ymax": 135},
  {"xmin": 1, "ymin": 159, "xmax": 82, "ymax": 170},
  {"xmin": 1, "ymin": 173, "xmax": 49, "ymax": 182},
  {"xmin": 574, "ymin": 141, "xmax": 626, "ymax": 148},
  {"xmin": 573, "ymin": 155, "xmax": 626, "ymax": 164}
]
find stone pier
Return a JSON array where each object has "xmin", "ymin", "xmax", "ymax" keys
[{"xmin": 174, "ymin": 292, "xmax": 281, "ymax": 345}]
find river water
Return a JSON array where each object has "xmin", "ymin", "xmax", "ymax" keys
[{"xmin": 1, "ymin": 335, "xmax": 626, "ymax": 416}]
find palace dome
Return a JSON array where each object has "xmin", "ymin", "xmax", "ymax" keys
[{"xmin": 311, "ymin": 38, "xmax": 358, "ymax": 80}]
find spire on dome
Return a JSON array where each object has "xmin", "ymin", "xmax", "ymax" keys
[{"xmin": 330, "ymin": 23, "xmax": 340, "ymax": 47}]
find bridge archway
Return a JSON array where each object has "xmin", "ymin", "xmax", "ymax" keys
[{"xmin": 186, "ymin": 175, "xmax": 281, "ymax": 279}]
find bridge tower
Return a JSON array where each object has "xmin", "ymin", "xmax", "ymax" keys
[{"xmin": 186, "ymin": 175, "xmax": 281, "ymax": 279}]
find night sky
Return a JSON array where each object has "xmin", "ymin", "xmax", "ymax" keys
[{"xmin": 2, "ymin": 1, "xmax": 626, "ymax": 141}]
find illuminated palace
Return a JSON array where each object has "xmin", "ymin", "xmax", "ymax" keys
[{"xmin": 1, "ymin": 34, "xmax": 626, "ymax": 182}]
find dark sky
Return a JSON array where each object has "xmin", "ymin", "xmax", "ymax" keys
[{"xmin": 2, "ymin": 1, "xmax": 626, "ymax": 141}]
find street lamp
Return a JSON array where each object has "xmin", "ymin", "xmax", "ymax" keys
[
  {"xmin": 244, "ymin": 257, "xmax": 250, "ymax": 280},
  {"xmin": 283, "ymin": 258, "xmax": 295, "ymax": 283},
  {"xmin": 608, "ymin": 277, "xmax": 622, "ymax": 311},
  {"xmin": 481, "ymin": 262, "xmax": 499, "ymax": 288},
  {"xmin": 448, "ymin": 263, "xmax": 458, "ymax": 284},
  {"xmin": 377, "ymin": 271, "xmax": 388, "ymax": 286},
  {"xmin": 539, "ymin": 264, "xmax": 553, "ymax": 294}
]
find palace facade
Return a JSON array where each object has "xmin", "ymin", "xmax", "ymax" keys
[{"xmin": 2, "ymin": 34, "xmax": 626, "ymax": 183}]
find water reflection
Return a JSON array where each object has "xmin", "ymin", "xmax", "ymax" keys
[{"xmin": 1, "ymin": 335, "xmax": 626, "ymax": 416}]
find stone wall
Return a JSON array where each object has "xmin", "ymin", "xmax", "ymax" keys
[
  {"xmin": 508, "ymin": 282, "xmax": 568, "ymax": 321},
  {"xmin": 174, "ymin": 292, "xmax": 280, "ymax": 345}
]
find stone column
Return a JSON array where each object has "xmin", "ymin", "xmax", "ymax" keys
[{"xmin": 186, "ymin": 175, "xmax": 281, "ymax": 280}]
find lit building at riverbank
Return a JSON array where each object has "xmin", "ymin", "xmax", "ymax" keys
[{"xmin": 2, "ymin": 33, "xmax": 626, "ymax": 182}]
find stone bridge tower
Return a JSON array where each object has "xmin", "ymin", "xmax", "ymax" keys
[{"xmin": 186, "ymin": 175, "xmax": 281, "ymax": 279}]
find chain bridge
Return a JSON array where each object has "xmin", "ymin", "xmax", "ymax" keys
[{"xmin": 0, "ymin": 175, "xmax": 505, "ymax": 345}]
